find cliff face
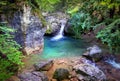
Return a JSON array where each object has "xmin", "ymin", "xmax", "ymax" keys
[
  {"xmin": 10, "ymin": 13, "xmax": 45, "ymax": 55},
  {"xmin": 9, "ymin": 6, "xmax": 46, "ymax": 55}
]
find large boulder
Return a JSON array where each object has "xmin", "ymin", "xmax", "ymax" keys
[
  {"xmin": 73, "ymin": 64, "xmax": 106, "ymax": 81},
  {"xmin": 83, "ymin": 45, "xmax": 102, "ymax": 62},
  {"xmin": 34, "ymin": 60, "xmax": 53, "ymax": 71},
  {"xmin": 19, "ymin": 71, "xmax": 48, "ymax": 81},
  {"xmin": 53, "ymin": 68, "xmax": 70, "ymax": 81}
]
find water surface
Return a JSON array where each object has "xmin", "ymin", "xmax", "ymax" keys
[
  {"xmin": 22, "ymin": 36, "xmax": 90, "ymax": 70},
  {"xmin": 39, "ymin": 36, "xmax": 90, "ymax": 59}
]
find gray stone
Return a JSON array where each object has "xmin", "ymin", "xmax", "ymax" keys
[
  {"xmin": 10, "ymin": 11, "xmax": 46, "ymax": 55},
  {"xmin": 19, "ymin": 71, "xmax": 48, "ymax": 81},
  {"xmin": 83, "ymin": 45, "xmax": 103, "ymax": 62},
  {"xmin": 73, "ymin": 64, "xmax": 106, "ymax": 81},
  {"xmin": 34, "ymin": 60, "xmax": 53, "ymax": 71},
  {"xmin": 87, "ymin": 45, "xmax": 102, "ymax": 55},
  {"xmin": 51, "ymin": 22, "xmax": 59, "ymax": 33},
  {"xmin": 32, "ymin": 72, "xmax": 49, "ymax": 81},
  {"xmin": 53, "ymin": 68, "xmax": 70, "ymax": 81},
  {"xmin": 45, "ymin": 12, "xmax": 69, "ymax": 34}
]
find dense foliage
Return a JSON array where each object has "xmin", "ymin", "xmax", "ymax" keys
[
  {"xmin": 29, "ymin": 0, "xmax": 60, "ymax": 11},
  {"xmin": 96, "ymin": 19, "xmax": 120, "ymax": 52},
  {"xmin": 69, "ymin": 12, "xmax": 92, "ymax": 38},
  {"xmin": 65, "ymin": 0, "xmax": 120, "ymax": 52},
  {"xmin": 0, "ymin": 25, "xmax": 23, "ymax": 81}
]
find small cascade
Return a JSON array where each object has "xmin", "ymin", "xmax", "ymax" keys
[
  {"xmin": 51, "ymin": 21, "xmax": 65, "ymax": 41},
  {"xmin": 105, "ymin": 59, "xmax": 120, "ymax": 69},
  {"xmin": 105, "ymin": 55, "xmax": 120, "ymax": 69}
]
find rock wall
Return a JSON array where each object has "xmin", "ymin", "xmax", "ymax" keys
[
  {"xmin": 10, "ymin": 6, "xmax": 46, "ymax": 55},
  {"xmin": 0, "ymin": 8, "xmax": 69, "ymax": 55},
  {"xmin": 43, "ymin": 12, "xmax": 69, "ymax": 35}
]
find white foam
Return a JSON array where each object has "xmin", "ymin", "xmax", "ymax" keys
[
  {"xmin": 105, "ymin": 59, "xmax": 120, "ymax": 69},
  {"xmin": 51, "ymin": 23, "xmax": 65, "ymax": 41}
]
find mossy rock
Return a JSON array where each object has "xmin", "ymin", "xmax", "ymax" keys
[{"xmin": 53, "ymin": 68, "xmax": 69, "ymax": 81}]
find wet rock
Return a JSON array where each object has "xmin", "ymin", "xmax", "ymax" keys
[
  {"xmin": 73, "ymin": 64, "xmax": 106, "ymax": 81},
  {"xmin": 19, "ymin": 71, "xmax": 48, "ymax": 81},
  {"xmin": 83, "ymin": 45, "xmax": 102, "ymax": 62},
  {"xmin": 64, "ymin": 21, "xmax": 71, "ymax": 35},
  {"xmin": 34, "ymin": 60, "xmax": 53, "ymax": 71},
  {"xmin": 45, "ymin": 12, "xmax": 69, "ymax": 34},
  {"xmin": 53, "ymin": 68, "xmax": 70, "ymax": 81},
  {"xmin": 51, "ymin": 22, "xmax": 59, "ymax": 33}
]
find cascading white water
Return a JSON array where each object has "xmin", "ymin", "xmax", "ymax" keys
[
  {"xmin": 51, "ymin": 22, "xmax": 65, "ymax": 41},
  {"xmin": 105, "ymin": 59, "xmax": 120, "ymax": 69},
  {"xmin": 59, "ymin": 23, "xmax": 65, "ymax": 35}
]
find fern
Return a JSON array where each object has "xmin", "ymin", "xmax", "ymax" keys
[
  {"xmin": 0, "ymin": 26, "xmax": 23, "ymax": 81},
  {"xmin": 96, "ymin": 19, "xmax": 120, "ymax": 52},
  {"xmin": 69, "ymin": 12, "xmax": 92, "ymax": 38}
]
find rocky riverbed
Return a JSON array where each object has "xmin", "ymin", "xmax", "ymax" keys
[
  {"xmin": 6, "ymin": 53, "xmax": 120, "ymax": 81},
  {"xmin": 5, "ymin": 45, "xmax": 120, "ymax": 81}
]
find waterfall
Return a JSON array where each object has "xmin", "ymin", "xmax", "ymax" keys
[{"xmin": 51, "ymin": 21, "xmax": 65, "ymax": 41}]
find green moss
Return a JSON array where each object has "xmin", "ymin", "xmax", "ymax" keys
[{"xmin": 46, "ymin": 28, "xmax": 52, "ymax": 34}]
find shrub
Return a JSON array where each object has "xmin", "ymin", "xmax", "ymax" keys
[
  {"xmin": 96, "ymin": 19, "xmax": 120, "ymax": 53},
  {"xmin": 69, "ymin": 12, "xmax": 92, "ymax": 38},
  {"xmin": 0, "ymin": 25, "xmax": 23, "ymax": 81}
]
